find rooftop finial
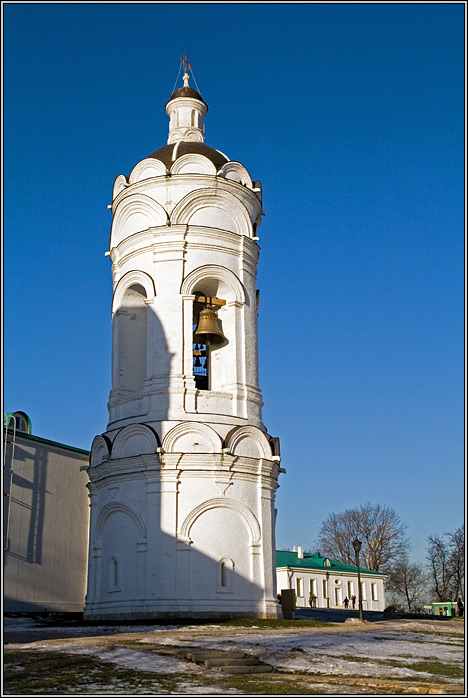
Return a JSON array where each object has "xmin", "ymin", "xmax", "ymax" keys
[{"xmin": 180, "ymin": 52, "xmax": 191, "ymax": 87}]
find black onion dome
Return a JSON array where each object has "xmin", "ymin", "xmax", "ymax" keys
[
  {"xmin": 148, "ymin": 142, "xmax": 229, "ymax": 170},
  {"xmin": 167, "ymin": 86, "xmax": 208, "ymax": 109}
]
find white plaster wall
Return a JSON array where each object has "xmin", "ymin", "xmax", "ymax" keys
[
  {"xmin": 276, "ymin": 568, "xmax": 387, "ymax": 612},
  {"xmin": 4, "ymin": 436, "xmax": 90, "ymax": 612}
]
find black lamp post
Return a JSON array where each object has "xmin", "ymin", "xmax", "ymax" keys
[
  {"xmin": 352, "ymin": 538, "xmax": 363, "ymax": 621},
  {"xmin": 326, "ymin": 571, "xmax": 330, "ymax": 608}
]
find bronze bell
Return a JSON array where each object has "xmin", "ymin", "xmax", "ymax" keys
[{"xmin": 193, "ymin": 307, "xmax": 225, "ymax": 345}]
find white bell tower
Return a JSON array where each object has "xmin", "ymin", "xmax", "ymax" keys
[{"xmin": 84, "ymin": 58, "xmax": 282, "ymax": 620}]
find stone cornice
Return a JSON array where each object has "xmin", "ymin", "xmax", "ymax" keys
[
  {"xmin": 110, "ymin": 225, "xmax": 260, "ymax": 268},
  {"xmin": 111, "ymin": 173, "xmax": 262, "ymax": 217}
]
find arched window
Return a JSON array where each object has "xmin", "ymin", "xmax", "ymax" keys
[
  {"xmin": 109, "ymin": 557, "xmax": 121, "ymax": 592},
  {"xmin": 15, "ymin": 414, "xmax": 28, "ymax": 433},
  {"xmin": 192, "ymin": 293, "xmax": 225, "ymax": 391},
  {"xmin": 8, "ymin": 412, "xmax": 31, "ymax": 434},
  {"xmin": 113, "ymin": 284, "xmax": 147, "ymax": 394},
  {"xmin": 218, "ymin": 558, "xmax": 234, "ymax": 592},
  {"xmin": 191, "ymin": 109, "xmax": 196, "ymax": 127}
]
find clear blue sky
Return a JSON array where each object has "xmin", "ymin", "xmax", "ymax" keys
[{"xmin": 4, "ymin": 3, "xmax": 464, "ymax": 565}]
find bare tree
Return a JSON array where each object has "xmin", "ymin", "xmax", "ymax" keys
[
  {"xmin": 427, "ymin": 526, "xmax": 465, "ymax": 601},
  {"xmin": 448, "ymin": 526, "xmax": 464, "ymax": 601},
  {"xmin": 386, "ymin": 558, "xmax": 428, "ymax": 612},
  {"xmin": 317, "ymin": 503, "xmax": 409, "ymax": 572}
]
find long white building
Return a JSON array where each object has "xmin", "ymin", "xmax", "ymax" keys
[
  {"xmin": 276, "ymin": 549, "xmax": 387, "ymax": 612},
  {"xmin": 84, "ymin": 62, "xmax": 283, "ymax": 620}
]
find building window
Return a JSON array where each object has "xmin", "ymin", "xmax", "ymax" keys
[
  {"xmin": 335, "ymin": 587, "xmax": 342, "ymax": 606},
  {"xmin": 348, "ymin": 581, "xmax": 353, "ymax": 598},
  {"xmin": 109, "ymin": 557, "xmax": 121, "ymax": 592},
  {"xmin": 218, "ymin": 558, "xmax": 233, "ymax": 593},
  {"xmin": 221, "ymin": 562, "xmax": 227, "ymax": 586},
  {"xmin": 323, "ymin": 558, "xmax": 331, "ymax": 567},
  {"xmin": 296, "ymin": 578, "xmax": 304, "ymax": 598},
  {"xmin": 371, "ymin": 583, "xmax": 378, "ymax": 601},
  {"xmin": 310, "ymin": 579, "xmax": 317, "ymax": 596},
  {"xmin": 360, "ymin": 582, "xmax": 366, "ymax": 600},
  {"xmin": 322, "ymin": 579, "xmax": 327, "ymax": 598}
]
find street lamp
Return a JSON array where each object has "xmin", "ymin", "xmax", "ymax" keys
[
  {"xmin": 352, "ymin": 538, "xmax": 363, "ymax": 621},
  {"xmin": 326, "ymin": 571, "xmax": 330, "ymax": 608}
]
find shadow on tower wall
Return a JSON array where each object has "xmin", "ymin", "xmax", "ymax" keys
[{"xmin": 85, "ymin": 298, "xmax": 275, "ymax": 621}]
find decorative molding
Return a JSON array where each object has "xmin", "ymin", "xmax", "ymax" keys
[
  {"xmin": 180, "ymin": 264, "xmax": 245, "ymax": 304},
  {"xmin": 226, "ymin": 426, "xmax": 273, "ymax": 460},
  {"xmin": 90, "ymin": 434, "xmax": 112, "ymax": 467},
  {"xmin": 171, "ymin": 188, "xmax": 253, "ymax": 237},
  {"xmin": 112, "ymin": 270, "xmax": 156, "ymax": 314},
  {"xmin": 110, "ymin": 193, "xmax": 168, "ymax": 246},
  {"xmin": 218, "ymin": 161, "xmax": 253, "ymax": 189},
  {"xmin": 129, "ymin": 158, "xmax": 167, "ymax": 183},
  {"xmin": 111, "ymin": 423, "xmax": 160, "ymax": 459},
  {"xmin": 94, "ymin": 501, "xmax": 147, "ymax": 543},
  {"xmin": 170, "ymin": 154, "xmax": 217, "ymax": 176},
  {"xmin": 162, "ymin": 421, "xmax": 222, "ymax": 454},
  {"xmin": 180, "ymin": 497, "xmax": 261, "ymax": 543}
]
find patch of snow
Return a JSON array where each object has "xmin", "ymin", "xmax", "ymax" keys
[
  {"xmin": 26, "ymin": 642, "xmax": 197, "ymax": 675},
  {"xmin": 138, "ymin": 629, "xmax": 463, "ymax": 681}
]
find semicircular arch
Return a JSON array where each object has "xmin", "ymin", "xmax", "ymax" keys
[
  {"xmin": 110, "ymin": 193, "xmax": 168, "ymax": 246},
  {"xmin": 112, "ymin": 174, "xmax": 128, "ymax": 200},
  {"xmin": 218, "ymin": 161, "xmax": 253, "ymax": 188},
  {"xmin": 162, "ymin": 421, "xmax": 222, "ymax": 454},
  {"xmin": 170, "ymin": 154, "xmax": 217, "ymax": 176},
  {"xmin": 112, "ymin": 270, "xmax": 156, "ymax": 314},
  {"xmin": 129, "ymin": 158, "xmax": 167, "ymax": 183},
  {"xmin": 180, "ymin": 497, "xmax": 261, "ymax": 543},
  {"xmin": 171, "ymin": 188, "xmax": 252, "ymax": 237},
  {"xmin": 94, "ymin": 501, "xmax": 147, "ymax": 543},
  {"xmin": 226, "ymin": 426, "xmax": 273, "ymax": 460},
  {"xmin": 90, "ymin": 434, "xmax": 112, "ymax": 467},
  {"xmin": 180, "ymin": 265, "xmax": 245, "ymax": 304},
  {"xmin": 111, "ymin": 423, "xmax": 160, "ymax": 459}
]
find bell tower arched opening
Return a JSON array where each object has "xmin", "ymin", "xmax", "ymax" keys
[
  {"xmin": 191, "ymin": 281, "xmax": 227, "ymax": 392},
  {"xmin": 113, "ymin": 283, "xmax": 147, "ymax": 395},
  {"xmin": 192, "ymin": 298, "xmax": 210, "ymax": 390}
]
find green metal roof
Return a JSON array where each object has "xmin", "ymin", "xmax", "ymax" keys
[
  {"xmin": 4, "ymin": 411, "xmax": 32, "ymax": 434},
  {"xmin": 276, "ymin": 550, "xmax": 385, "ymax": 576},
  {"xmin": 17, "ymin": 432, "xmax": 90, "ymax": 455},
  {"xmin": 5, "ymin": 412, "xmax": 89, "ymax": 455}
]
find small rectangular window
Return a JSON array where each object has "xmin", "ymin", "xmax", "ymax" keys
[
  {"xmin": 322, "ymin": 579, "xmax": 327, "ymax": 597},
  {"xmin": 347, "ymin": 580, "xmax": 353, "ymax": 598},
  {"xmin": 371, "ymin": 583, "xmax": 378, "ymax": 601},
  {"xmin": 361, "ymin": 582, "xmax": 366, "ymax": 600}
]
